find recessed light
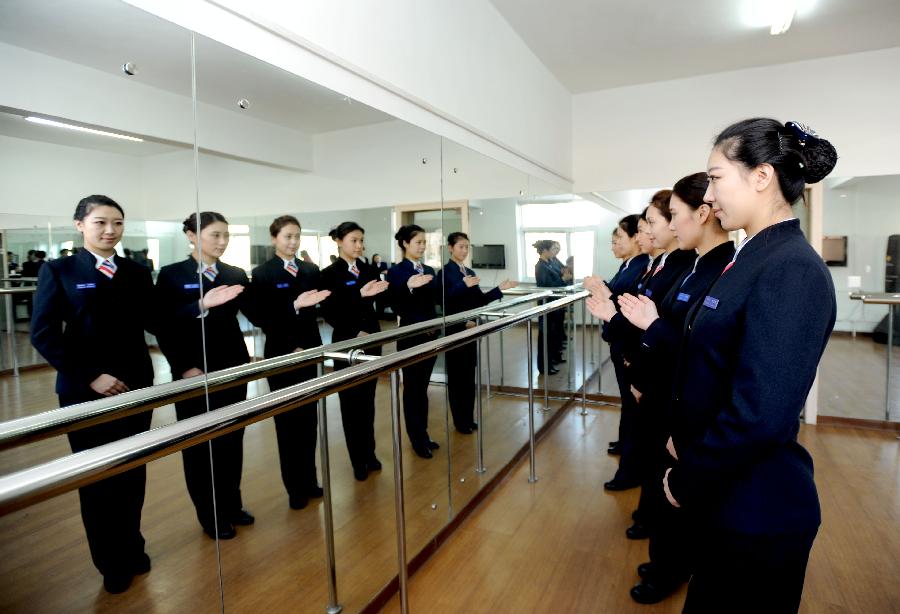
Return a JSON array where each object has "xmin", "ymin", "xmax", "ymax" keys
[{"xmin": 24, "ymin": 117, "xmax": 143, "ymax": 142}]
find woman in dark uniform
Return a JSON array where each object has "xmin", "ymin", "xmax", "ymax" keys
[
  {"xmin": 662, "ymin": 119, "xmax": 838, "ymax": 613},
  {"xmin": 534, "ymin": 240, "xmax": 566, "ymax": 374},
  {"xmin": 318, "ymin": 222, "xmax": 389, "ymax": 481},
  {"xmin": 436, "ymin": 232, "xmax": 518, "ymax": 433},
  {"xmin": 385, "ymin": 225, "xmax": 442, "ymax": 458},
  {"xmin": 611, "ymin": 172, "xmax": 735, "ymax": 604},
  {"xmin": 604, "ymin": 214, "xmax": 650, "ymax": 457},
  {"xmin": 248, "ymin": 215, "xmax": 331, "ymax": 510},
  {"xmin": 31, "ymin": 195, "xmax": 156, "ymax": 594},
  {"xmin": 155, "ymin": 211, "xmax": 254, "ymax": 540}
]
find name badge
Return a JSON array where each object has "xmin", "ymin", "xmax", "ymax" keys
[
  {"xmin": 703, "ymin": 296, "xmax": 720, "ymax": 310},
  {"xmin": 276, "ymin": 282, "xmax": 290, "ymax": 289},
  {"xmin": 345, "ymin": 280, "xmax": 357, "ymax": 286},
  {"xmin": 645, "ymin": 289, "xmax": 653, "ymax": 298},
  {"xmin": 677, "ymin": 292, "xmax": 690, "ymax": 302},
  {"xmin": 183, "ymin": 283, "xmax": 200, "ymax": 289},
  {"xmin": 75, "ymin": 283, "xmax": 96, "ymax": 290}
]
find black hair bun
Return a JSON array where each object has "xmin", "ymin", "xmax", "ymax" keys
[
  {"xmin": 801, "ymin": 137, "xmax": 838, "ymax": 184},
  {"xmin": 785, "ymin": 121, "xmax": 838, "ymax": 184}
]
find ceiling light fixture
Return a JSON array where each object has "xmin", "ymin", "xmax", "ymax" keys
[
  {"xmin": 24, "ymin": 117, "xmax": 143, "ymax": 142},
  {"xmin": 770, "ymin": 0, "xmax": 797, "ymax": 35}
]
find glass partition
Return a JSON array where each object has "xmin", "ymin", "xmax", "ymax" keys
[
  {"xmin": 818, "ymin": 174, "xmax": 900, "ymax": 422},
  {"xmin": 0, "ymin": 0, "xmax": 222, "ymax": 611},
  {"xmin": 191, "ymin": 31, "xmax": 451, "ymax": 611}
]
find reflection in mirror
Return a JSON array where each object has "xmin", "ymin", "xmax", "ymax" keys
[
  {"xmin": 0, "ymin": 0, "xmax": 225, "ymax": 610},
  {"xmin": 818, "ymin": 174, "xmax": 900, "ymax": 422},
  {"xmin": 191, "ymin": 31, "xmax": 450, "ymax": 611}
]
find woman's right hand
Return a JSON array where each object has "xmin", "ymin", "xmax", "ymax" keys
[
  {"xmin": 583, "ymin": 276, "xmax": 612, "ymax": 299},
  {"xmin": 182, "ymin": 367, "xmax": 204, "ymax": 379},
  {"xmin": 463, "ymin": 276, "xmax": 481, "ymax": 288},
  {"xmin": 90, "ymin": 373, "xmax": 130, "ymax": 396},
  {"xmin": 618, "ymin": 293, "xmax": 659, "ymax": 331},
  {"xmin": 294, "ymin": 289, "xmax": 331, "ymax": 310},
  {"xmin": 407, "ymin": 273, "xmax": 434, "ymax": 289},
  {"xmin": 360, "ymin": 279, "xmax": 390, "ymax": 297},
  {"xmin": 201, "ymin": 285, "xmax": 244, "ymax": 310},
  {"xmin": 586, "ymin": 294, "xmax": 616, "ymax": 322},
  {"xmin": 498, "ymin": 279, "xmax": 518, "ymax": 291}
]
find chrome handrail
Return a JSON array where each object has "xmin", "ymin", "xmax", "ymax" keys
[
  {"xmin": 0, "ymin": 290, "xmax": 552, "ymax": 449},
  {"xmin": 0, "ymin": 290, "xmax": 589, "ymax": 514}
]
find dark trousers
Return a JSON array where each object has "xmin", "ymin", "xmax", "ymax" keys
[
  {"xmin": 445, "ymin": 337, "xmax": 477, "ymax": 430},
  {"xmin": 632, "ymin": 396, "xmax": 669, "ymax": 526},
  {"xmin": 399, "ymin": 333, "xmax": 438, "ymax": 447},
  {"xmin": 62, "ymin": 394, "xmax": 152, "ymax": 577},
  {"xmin": 611, "ymin": 351, "xmax": 640, "ymax": 483},
  {"xmin": 683, "ymin": 527, "xmax": 817, "ymax": 614},
  {"xmin": 536, "ymin": 308, "xmax": 564, "ymax": 372},
  {"xmin": 267, "ymin": 365, "xmax": 319, "ymax": 498},
  {"xmin": 175, "ymin": 384, "xmax": 247, "ymax": 529},
  {"xmin": 333, "ymin": 353, "xmax": 380, "ymax": 472}
]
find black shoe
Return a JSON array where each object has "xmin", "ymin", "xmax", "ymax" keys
[
  {"xmin": 353, "ymin": 465, "xmax": 369, "ymax": 481},
  {"xmin": 231, "ymin": 509, "xmax": 255, "ymax": 526},
  {"xmin": 132, "ymin": 553, "xmax": 151, "ymax": 575},
  {"xmin": 554, "ymin": 358, "xmax": 567, "ymax": 364},
  {"xmin": 203, "ymin": 523, "xmax": 237, "ymax": 540},
  {"xmin": 456, "ymin": 425, "xmax": 474, "ymax": 434},
  {"xmin": 413, "ymin": 444, "xmax": 433, "ymax": 459},
  {"xmin": 547, "ymin": 367, "xmax": 560, "ymax": 375},
  {"xmin": 637, "ymin": 562, "xmax": 655, "ymax": 580},
  {"xmin": 470, "ymin": 422, "xmax": 478, "ymax": 431},
  {"xmin": 289, "ymin": 494, "xmax": 309, "ymax": 510},
  {"xmin": 603, "ymin": 478, "xmax": 639, "ymax": 491},
  {"xmin": 630, "ymin": 579, "xmax": 680, "ymax": 604},
  {"xmin": 307, "ymin": 484, "xmax": 324, "ymax": 498},
  {"xmin": 427, "ymin": 439, "xmax": 440, "ymax": 450},
  {"xmin": 607, "ymin": 442, "xmax": 623, "ymax": 455},
  {"xmin": 368, "ymin": 457, "xmax": 382, "ymax": 471},
  {"xmin": 103, "ymin": 572, "xmax": 134, "ymax": 594},
  {"xmin": 626, "ymin": 522, "xmax": 650, "ymax": 540}
]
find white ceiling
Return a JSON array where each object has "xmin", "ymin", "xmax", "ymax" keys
[
  {"xmin": 0, "ymin": 0, "xmax": 393, "ymax": 135},
  {"xmin": 490, "ymin": 0, "xmax": 900, "ymax": 93}
]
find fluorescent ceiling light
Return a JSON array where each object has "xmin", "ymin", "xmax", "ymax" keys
[
  {"xmin": 24, "ymin": 116, "xmax": 143, "ymax": 142},
  {"xmin": 770, "ymin": 0, "xmax": 797, "ymax": 35}
]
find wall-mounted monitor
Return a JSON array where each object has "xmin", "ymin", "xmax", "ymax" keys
[{"xmin": 472, "ymin": 244, "xmax": 506, "ymax": 269}]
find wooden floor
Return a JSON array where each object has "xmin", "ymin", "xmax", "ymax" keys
[
  {"xmin": 819, "ymin": 333, "xmax": 900, "ymax": 421},
  {"xmin": 379, "ymin": 405, "xmax": 900, "ymax": 614},
  {"xmin": 0, "ymin": 353, "xmax": 566, "ymax": 613}
]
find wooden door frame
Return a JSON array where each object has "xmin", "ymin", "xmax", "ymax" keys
[{"xmin": 391, "ymin": 201, "xmax": 470, "ymax": 265}]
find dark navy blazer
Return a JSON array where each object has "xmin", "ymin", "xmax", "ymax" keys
[
  {"xmin": 249, "ymin": 256, "xmax": 323, "ymax": 358},
  {"xmin": 667, "ymin": 219, "xmax": 836, "ymax": 535},
  {"xmin": 155, "ymin": 257, "xmax": 252, "ymax": 378},
  {"xmin": 385, "ymin": 259, "xmax": 439, "ymax": 327},
  {"xmin": 31, "ymin": 248, "xmax": 157, "ymax": 397},
  {"xmin": 630, "ymin": 241, "xmax": 736, "ymax": 396},
  {"xmin": 318, "ymin": 258, "xmax": 381, "ymax": 343},
  {"xmin": 437, "ymin": 260, "xmax": 503, "ymax": 316}
]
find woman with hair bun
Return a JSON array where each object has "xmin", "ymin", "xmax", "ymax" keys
[
  {"xmin": 533, "ymin": 239, "xmax": 566, "ymax": 374},
  {"xmin": 437, "ymin": 232, "xmax": 518, "ymax": 434},
  {"xmin": 385, "ymin": 225, "xmax": 441, "ymax": 458},
  {"xmin": 662, "ymin": 119, "xmax": 838, "ymax": 613},
  {"xmin": 610, "ymin": 172, "xmax": 735, "ymax": 604},
  {"xmin": 30, "ymin": 195, "xmax": 157, "ymax": 593},
  {"xmin": 248, "ymin": 215, "xmax": 331, "ymax": 510},
  {"xmin": 318, "ymin": 221, "xmax": 389, "ymax": 481},
  {"xmin": 155, "ymin": 211, "xmax": 255, "ymax": 541}
]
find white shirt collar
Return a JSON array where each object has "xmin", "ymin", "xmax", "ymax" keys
[
  {"xmin": 197, "ymin": 259, "xmax": 218, "ymax": 273},
  {"xmin": 734, "ymin": 217, "xmax": 797, "ymax": 261},
  {"xmin": 85, "ymin": 249, "xmax": 116, "ymax": 267}
]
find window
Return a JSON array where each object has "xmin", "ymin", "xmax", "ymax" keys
[
  {"xmin": 146, "ymin": 238, "xmax": 160, "ymax": 270},
  {"xmin": 319, "ymin": 235, "xmax": 338, "ymax": 268},
  {"xmin": 299, "ymin": 234, "xmax": 320, "ymax": 265},
  {"xmin": 519, "ymin": 200, "xmax": 614, "ymax": 281},
  {"xmin": 223, "ymin": 224, "xmax": 251, "ymax": 272}
]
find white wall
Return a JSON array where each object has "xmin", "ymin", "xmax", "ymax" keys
[
  {"xmin": 823, "ymin": 174, "xmax": 900, "ymax": 333},
  {"xmin": 125, "ymin": 0, "xmax": 573, "ymax": 187},
  {"xmin": 573, "ymin": 47, "xmax": 900, "ymax": 192}
]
